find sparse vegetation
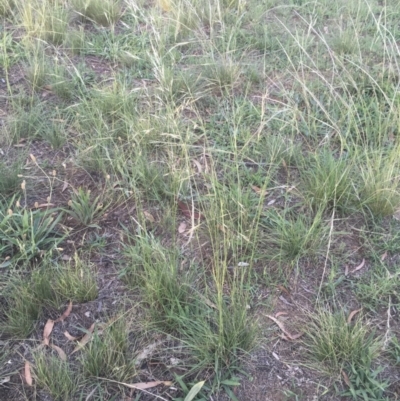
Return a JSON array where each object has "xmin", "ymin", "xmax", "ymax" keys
[{"xmin": 1, "ymin": 0, "xmax": 400, "ymax": 399}]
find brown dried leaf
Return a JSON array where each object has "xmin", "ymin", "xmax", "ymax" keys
[
  {"xmin": 50, "ymin": 344, "xmax": 67, "ymax": 361},
  {"xmin": 24, "ymin": 361, "xmax": 32, "ymax": 386},
  {"xmin": 55, "ymin": 301, "xmax": 72, "ymax": 323},
  {"xmin": 275, "ymin": 312, "xmax": 288, "ymax": 318},
  {"xmin": 64, "ymin": 331, "xmax": 77, "ymax": 341},
  {"xmin": 35, "ymin": 203, "xmax": 55, "ymax": 208},
  {"xmin": 347, "ymin": 308, "xmax": 362, "ymax": 324},
  {"xmin": 135, "ymin": 341, "xmax": 163, "ymax": 366},
  {"xmin": 381, "ymin": 251, "xmax": 388, "ymax": 261},
  {"xmin": 265, "ymin": 314, "xmax": 303, "ymax": 341},
  {"xmin": 351, "ymin": 259, "xmax": 365, "ymax": 273},
  {"xmin": 105, "ymin": 379, "xmax": 172, "ymax": 390},
  {"xmin": 43, "ymin": 319, "xmax": 54, "ymax": 345},
  {"xmin": 159, "ymin": 0, "xmax": 171, "ymax": 12},
  {"xmin": 71, "ymin": 323, "xmax": 95, "ymax": 354},
  {"xmin": 192, "ymin": 159, "xmax": 203, "ymax": 173},
  {"xmin": 277, "ymin": 285, "xmax": 291, "ymax": 297},
  {"xmin": 342, "ymin": 370, "xmax": 351, "ymax": 387},
  {"xmin": 178, "ymin": 222, "xmax": 187, "ymax": 234},
  {"xmin": 143, "ymin": 211, "xmax": 155, "ymax": 223},
  {"xmin": 344, "ymin": 265, "xmax": 349, "ymax": 276},
  {"xmin": 251, "ymin": 186, "xmax": 267, "ymax": 196},
  {"xmin": 62, "ymin": 181, "xmax": 69, "ymax": 192},
  {"xmin": 177, "ymin": 200, "xmax": 203, "ymax": 220}
]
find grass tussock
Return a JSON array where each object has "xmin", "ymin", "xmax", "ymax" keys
[{"xmin": 1, "ymin": 0, "xmax": 400, "ymax": 399}]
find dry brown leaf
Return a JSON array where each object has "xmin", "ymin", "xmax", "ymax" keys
[
  {"xmin": 347, "ymin": 308, "xmax": 362, "ymax": 324},
  {"xmin": 35, "ymin": 203, "xmax": 55, "ymax": 208},
  {"xmin": 43, "ymin": 319, "xmax": 54, "ymax": 346},
  {"xmin": 177, "ymin": 200, "xmax": 203, "ymax": 220},
  {"xmin": 135, "ymin": 341, "xmax": 163, "ymax": 366},
  {"xmin": 381, "ymin": 251, "xmax": 388, "ymax": 261},
  {"xmin": 64, "ymin": 331, "xmax": 77, "ymax": 341},
  {"xmin": 71, "ymin": 323, "xmax": 95, "ymax": 354},
  {"xmin": 192, "ymin": 159, "xmax": 203, "ymax": 173},
  {"xmin": 275, "ymin": 312, "xmax": 288, "ymax": 318},
  {"xmin": 265, "ymin": 314, "xmax": 303, "ymax": 341},
  {"xmin": 277, "ymin": 285, "xmax": 291, "ymax": 297},
  {"xmin": 51, "ymin": 344, "xmax": 67, "ymax": 361},
  {"xmin": 159, "ymin": 0, "xmax": 171, "ymax": 12},
  {"xmin": 344, "ymin": 265, "xmax": 349, "ymax": 276},
  {"xmin": 24, "ymin": 361, "xmax": 32, "ymax": 386},
  {"xmin": 55, "ymin": 301, "xmax": 72, "ymax": 323},
  {"xmin": 106, "ymin": 379, "xmax": 172, "ymax": 390},
  {"xmin": 351, "ymin": 258, "xmax": 365, "ymax": 273},
  {"xmin": 342, "ymin": 370, "xmax": 351, "ymax": 387},
  {"xmin": 62, "ymin": 181, "xmax": 69, "ymax": 192},
  {"xmin": 197, "ymin": 293, "xmax": 218, "ymax": 310},
  {"xmin": 143, "ymin": 211, "xmax": 155, "ymax": 223},
  {"xmin": 178, "ymin": 222, "xmax": 187, "ymax": 234},
  {"xmin": 251, "ymin": 186, "xmax": 267, "ymax": 196}
]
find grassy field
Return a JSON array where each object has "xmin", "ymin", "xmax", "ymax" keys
[{"xmin": 0, "ymin": 0, "xmax": 400, "ymax": 399}]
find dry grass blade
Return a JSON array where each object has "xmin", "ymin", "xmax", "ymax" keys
[
  {"xmin": 55, "ymin": 301, "xmax": 72, "ymax": 323},
  {"xmin": 347, "ymin": 308, "xmax": 362, "ymax": 324},
  {"xmin": 71, "ymin": 323, "xmax": 95, "ymax": 354},
  {"xmin": 24, "ymin": 361, "xmax": 32, "ymax": 386},
  {"xmin": 50, "ymin": 344, "xmax": 67, "ymax": 361},
  {"xmin": 43, "ymin": 319, "xmax": 55, "ymax": 346},
  {"xmin": 265, "ymin": 314, "xmax": 303, "ymax": 341}
]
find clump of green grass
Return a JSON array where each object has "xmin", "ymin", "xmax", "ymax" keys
[
  {"xmin": 262, "ymin": 208, "xmax": 328, "ymax": 263},
  {"xmin": 340, "ymin": 354, "xmax": 390, "ymax": 400},
  {"xmin": 31, "ymin": 256, "xmax": 98, "ymax": 307},
  {"xmin": 34, "ymin": 351, "xmax": 78, "ymax": 401},
  {"xmin": 357, "ymin": 148, "xmax": 400, "ymax": 218},
  {"xmin": 1, "ymin": 255, "xmax": 98, "ymax": 336},
  {"xmin": 122, "ymin": 233, "xmax": 191, "ymax": 331},
  {"xmin": 0, "ymin": 0, "xmax": 14, "ymax": 16},
  {"xmin": 300, "ymin": 148, "xmax": 355, "ymax": 212},
  {"xmin": 5, "ymin": 103, "xmax": 44, "ymax": 143},
  {"xmin": 64, "ymin": 188, "xmax": 106, "ymax": 227},
  {"xmin": 23, "ymin": 49, "xmax": 49, "ymax": 91},
  {"xmin": 81, "ymin": 315, "xmax": 136, "ymax": 382},
  {"xmin": 1, "ymin": 275, "xmax": 42, "ymax": 338},
  {"xmin": 43, "ymin": 6, "xmax": 68, "ymax": 45},
  {"xmin": 0, "ymin": 197, "xmax": 64, "ymax": 266},
  {"xmin": 66, "ymin": 28, "xmax": 86, "ymax": 55},
  {"xmin": 71, "ymin": 0, "xmax": 122, "ymax": 26},
  {"xmin": 304, "ymin": 308, "xmax": 381, "ymax": 375},
  {"xmin": 0, "ymin": 157, "xmax": 24, "ymax": 197},
  {"xmin": 355, "ymin": 268, "xmax": 400, "ymax": 312}
]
